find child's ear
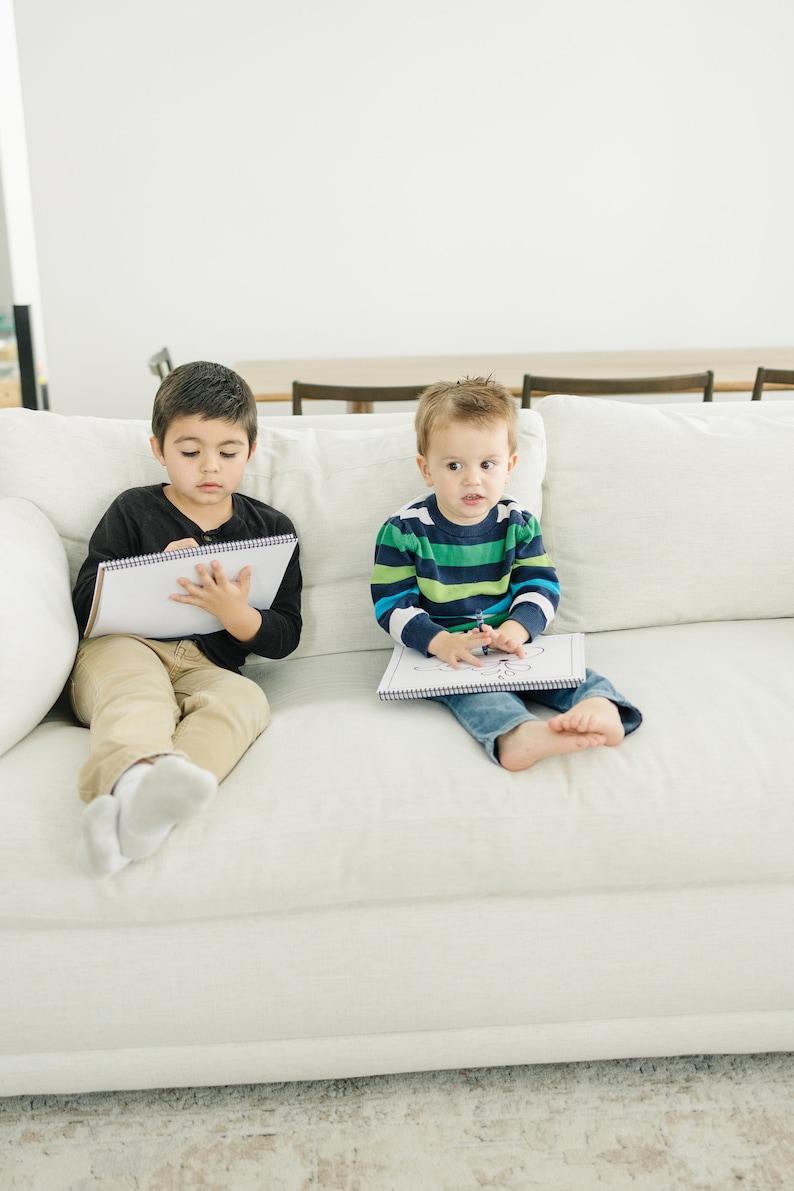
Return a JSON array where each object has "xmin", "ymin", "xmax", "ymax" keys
[
  {"xmin": 506, "ymin": 452, "xmax": 518, "ymax": 476},
  {"xmin": 416, "ymin": 454, "xmax": 433, "ymax": 488},
  {"xmin": 248, "ymin": 441, "xmax": 258, "ymax": 459},
  {"xmin": 150, "ymin": 435, "xmax": 165, "ymax": 465}
]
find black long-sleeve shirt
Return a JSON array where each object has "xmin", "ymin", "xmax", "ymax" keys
[{"xmin": 73, "ymin": 484, "xmax": 302, "ymax": 672}]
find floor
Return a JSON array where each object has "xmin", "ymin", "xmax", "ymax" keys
[{"xmin": 2, "ymin": 1053, "xmax": 794, "ymax": 1189}]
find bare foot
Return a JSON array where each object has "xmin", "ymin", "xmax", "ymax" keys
[
  {"xmin": 548, "ymin": 696, "xmax": 625, "ymax": 746},
  {"xmin": 497, "ymin": 720, "xmax": 607, "ymax": 772}
]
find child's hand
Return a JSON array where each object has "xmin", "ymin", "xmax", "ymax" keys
[
  {"xmin": 171, "ymin": 560, "xmax": 262, "ymax": 642},
  {"xmin": 163, "ymin": 538, "xmax": 200, "ymax": 552},
  {"xmin": 484, "ymin": 619, "xmax": 530, "ymax": 658},
  {"xmin": 428, "ymin": 629, "xmax": 490, "ymax": 670}
]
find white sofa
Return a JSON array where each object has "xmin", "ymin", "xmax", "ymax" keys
[{"xmin": 1, "ymin": 394, "xmax": 793, "ymax": 1097}]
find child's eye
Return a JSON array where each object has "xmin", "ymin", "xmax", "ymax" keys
[
  {"xmin": 181, "ymin": 451, "xmax": 199, "ymax": 458},
  {"xmin": 481, "ymin": 460, "xmax": 496, "ymax": 470},
  {"xmin": 220, "ymin": 452, "xmax": 240, "ymax": 459},
  {"xmin": 447, "ymin": 462, "xmax": 462, "ymax": 471}
]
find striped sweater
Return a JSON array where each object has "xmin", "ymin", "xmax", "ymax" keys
[{"xmin": 371, "ymin": 494, "xmax": 560, "ymax": 656}]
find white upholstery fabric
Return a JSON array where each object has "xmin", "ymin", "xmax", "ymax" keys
[
  {"xmin": 4, "ymin": 886, "xmax": 794, "ymax": 1095},
  {"xmin": 0, "ymin": 411, "xmax": 165, "ymax": 581},
  {"xmin": 536, "ymin": 395, "xmax": 794, "ymax": 633},
  {"xmin": 2, "ymin": 400, "xmax": 794, "ymax": 1096},
  {"xmin": 0, "ymin": 498, "xmax": 78, "ymax": 758},
  {"xmin": 7, "ymin": 1008, "xmax": 794, "ymax": 1097},
  {"xmin": 2, "ymin": 617, "xmax": 792, "ymax": 926},
  {"xmin": 0, "ymin": 408, "xmax": 546, "ymax": 659},
  {"xmin": 1, "ymin": 618, "xmax": 793, "ymax": 1092}
]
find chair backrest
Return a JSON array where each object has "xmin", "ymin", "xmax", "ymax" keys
[
  {"xmin": 751, "ymin": 366, "xmax": 794, "ymax": 401},
  {"xmin": 148, "ymin": 347, "xmax": 173, "ymax": 381},
  {"xmin": 292, "ymin": 381, "xmax": 429, "ymax": 415},
  {"xmin": 521, "ymin": 371, "xmax": 715, "ymax": 408}
]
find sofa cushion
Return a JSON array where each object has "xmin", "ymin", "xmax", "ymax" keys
[
  {"xmin": 0, "ymin": 498, "xmax": 78, "ymax": 758},
  {"xmin": 536, "ymin": 395, "xmax": 794, "ymax": 632},
  {"xmin": 4, "ymin": 618, "xmax": 794, "ymax": 928},
  {"xmin": 0, "ymin": 409, "xmax": 547, "ymax": 660},
  {"xmin": 0, "ymin": 409, "xmax": 164, "ymax": 581},
  {"xmin": 248, "ymin": 413, "xmax": 546, "ymax": 658}
]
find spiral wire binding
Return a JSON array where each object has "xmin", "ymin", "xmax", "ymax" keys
[{"xmin": 102, "ymin": 533, "xmax": 297, "ymax": 571}]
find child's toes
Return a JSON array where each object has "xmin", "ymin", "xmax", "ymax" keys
[{"xmin": 566, "ymin": 714, "xmax": 587, "ymax": 732}]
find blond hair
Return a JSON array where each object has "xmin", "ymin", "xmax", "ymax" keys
[{"xmin": 415, "ymin": 376, "xmax": 518, "ymax": 456}]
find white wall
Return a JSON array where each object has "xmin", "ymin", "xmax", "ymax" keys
[
  {"xmin": 0, "ymin": 0, "xmax": 45, "ymax": 352},
  {"xmin": 12, "ymin": 0, "xmax": 794, "ymax": 417}
]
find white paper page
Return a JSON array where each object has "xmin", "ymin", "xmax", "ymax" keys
[
  {"xmin": 378, "ymin": 634, "xmax": 585, "ymax": 700},
  {"xmin": 86, "ymin": 538, "xmax": 296, "ymax": 639}
]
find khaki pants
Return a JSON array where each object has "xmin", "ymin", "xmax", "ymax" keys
[{"xmin": 70, "ymin": 635, "xmax": 270, "ymax": 803}]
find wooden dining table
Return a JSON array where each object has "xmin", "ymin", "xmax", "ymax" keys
[{"xmin": 235, "ymin": 346, "xmax": 794, "ymax": 411}]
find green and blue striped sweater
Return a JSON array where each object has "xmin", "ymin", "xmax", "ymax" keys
[{"xmin": 371, "ymin": 494, "xmax": 560, "ymax": 656}]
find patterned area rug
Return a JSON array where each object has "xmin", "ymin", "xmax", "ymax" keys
[{"xmin": 2, "ymin": 1054, "xmax": 794, "ymax": 1189}]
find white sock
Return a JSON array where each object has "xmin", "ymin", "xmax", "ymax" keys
[
  {"xmin": 77, "ymin": 795, "xmax": 132, "ymax": 878},
  {"xmin": 114, "ymin": 755, "xmax": 217, "ymax": 861}
]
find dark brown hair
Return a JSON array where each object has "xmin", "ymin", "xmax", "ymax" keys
[{"xmin": 151, "ymin": 361, "xmax": 258, "ymax": 449}]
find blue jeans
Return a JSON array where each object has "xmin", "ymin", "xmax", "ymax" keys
[{"xmin": 431, "ymin": 668, "xmax": 642, "ymax": 766}]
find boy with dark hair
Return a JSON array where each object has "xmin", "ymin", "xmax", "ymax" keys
[
  {"xmin": 71, "ymin": 361, "xmax": 301, "ymax": 876},
  {"xmin": 372, "ymin": 376, "xmax": 641, "ymax": 769}
]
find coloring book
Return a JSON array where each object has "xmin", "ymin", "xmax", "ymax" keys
[
  {"xmin": 377, "ymin": 634, "xmax": 586, "ymax": 700},
  {"xmin": 85, "ymin": 534, "xmax": 297, "ymax": 639}
]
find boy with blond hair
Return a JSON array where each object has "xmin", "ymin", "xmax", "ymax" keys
[{"xmin": 371, "ymin": 377, "xmax": 640, "ymax": 768}]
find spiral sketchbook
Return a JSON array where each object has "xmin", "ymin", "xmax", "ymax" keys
[
  {"xmin": 84, "ymin": 534, "xmax": 297, "ymax": 639},
  {"xmin": 377, "ymin": 634, "xmax": 586, "ymax": 700}
]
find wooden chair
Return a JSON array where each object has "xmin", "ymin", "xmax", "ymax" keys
[
  {"xmin": 292, "ymin": 381, "xmax": 429, "ymax": 415},
  {"xmin": 751, "ymin": 366, "xmax": 794, "ymax": 401},
  {"xmin": 147, "ymin": 347, "xmax": 173, "ymax": 380},
  {"xmin": 521, "ymin": 371, "xmax": 715, "ymax": 408}
]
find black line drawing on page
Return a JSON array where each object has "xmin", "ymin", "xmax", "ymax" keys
[{"xmin": 413, "ymin": 646, "xmax": 545, "ymax": 677}]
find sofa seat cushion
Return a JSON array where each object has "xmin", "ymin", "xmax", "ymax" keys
[
  {"xmin": 0, "ymin": 498, "xmax": 78, "ymax": 758},
  {"xmin": 537, "ymin": 395, "xmax": 794, "ymax": 632},
  {"xmin": 1, "ymin": 618, "xmax": 791, "ymax": 928}
]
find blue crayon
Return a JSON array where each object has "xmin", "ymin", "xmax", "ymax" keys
[{"xmin": 475, "ymin": 609, "xmax": 488, "ymax": 655}]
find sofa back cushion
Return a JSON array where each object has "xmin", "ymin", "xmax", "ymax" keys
[
  {"xmin": 0, "ymin": 409, "xmax": 546, "ymax": 659},
  {"xmin": 536, "ymin": 394, "xmax": 794, "ymax": 632},
  {"xmin": 0, "ymin": 498, "xmax": 78, "ymax": 758}
]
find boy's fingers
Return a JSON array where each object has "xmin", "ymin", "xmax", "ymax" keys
[
  {"xmin": 491, "ymin": 633, "xmax": 525, "ymax": 658},
  {"xmin": 443, "ymin": 648, "xmax": 482, "ymax": 669}
]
